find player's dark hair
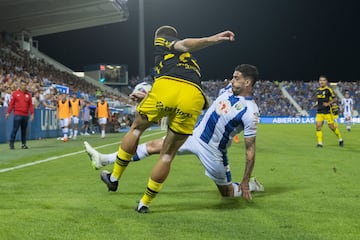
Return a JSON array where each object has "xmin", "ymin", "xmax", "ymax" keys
[
  {"xmin": 155, "ymin": 25, "xmax": 178, "ymax": 38},
  {"xmin": 235, "ymin": 64, "xmax": 259, "ymax": 86},
  {"xmin": 319, "ymin": 75, "xmax": 328, "ymax": 80}
]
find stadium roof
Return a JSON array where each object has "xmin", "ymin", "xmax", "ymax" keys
[{"xmin": 0, "ymin": 0, "xmax": 129, "ymax": 37}]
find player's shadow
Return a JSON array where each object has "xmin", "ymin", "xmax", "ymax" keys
[
  {"xmin": 116, "ymin": 190, "xmax": 274, "ymax": 214},
  {"xmin": 112, "ymin": 185, "xmax": 292, "ymax": 214}
]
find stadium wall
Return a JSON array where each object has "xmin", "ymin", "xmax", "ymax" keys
[
  {"xmin": 0, "ymin": 108, "xmax": 78, "ymax": 143},
  {"xmin": 260, "ymin": 116, "xmax": 360, "ymax": 124},
  {"xmin": 0, "ymin": 106, "xmax": 133, "ymax": 143}
]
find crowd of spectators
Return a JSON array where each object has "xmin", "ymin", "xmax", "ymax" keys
[
  {"xmin": 202, "ymin": 79, "xmax": 299, "ymax": 116},
  {"xmin": 0, "ymin": 35, "xmax": 138, "ymax": 132}
]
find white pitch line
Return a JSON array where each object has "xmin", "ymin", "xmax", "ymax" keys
[{"xmin": 0, "ymin": 131, "xmax": 164, "ymax": 173}]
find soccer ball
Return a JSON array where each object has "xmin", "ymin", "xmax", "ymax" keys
[{"xmin": 132, "ymin": 82, "xmax": 152, "ymax": 95}]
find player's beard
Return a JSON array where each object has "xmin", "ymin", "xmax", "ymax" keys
[{"xmin": 232, "ymin": 86, "xmax": 242, "ymax": 96}]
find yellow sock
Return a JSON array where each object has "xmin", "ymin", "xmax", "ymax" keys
[
  {"xmin": 112, "ymin": 148, "xmax": 132, "ymax": 179},
  {"xmin": 140, "ymin": 178, "xmax": 163, "ymax": 205},
  {"xmin": 334, "ymin": 128, "xmax": 342, "ymax": 140},
  {"xmin": 316, "ymin": 130, "xmax": 323, "ymax": 144}
]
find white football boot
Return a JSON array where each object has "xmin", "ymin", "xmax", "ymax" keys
[
  {"xmin": 249, "ymin": 177, "xmax": 265, "ymax": 192},
  {"xmin": 84, "ymin": 141, "xmax": 105, "ymax": 170}
]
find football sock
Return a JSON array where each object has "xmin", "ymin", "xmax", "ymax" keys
[
  {"xmin": 63, "ymin": 128, "xmax": 68, "ymax": 138},
  {"xmin": 334, "ymin": 128, "xmax": 342, "ymax": 140},
  {"xmin": 316, "ymin": 130, "xmax": 323, "ymax": 144},
  {"xmin": 111, "ymin": 148, "xmax": 132, "ymax": 181},
  {"xmin": 140, "ymin": 178, "xmax": 163, "ymax": 205},
  {"xmin": 106, "ymin": 152, "xmax": 118, "ymax": 164},
  {"xmin": 248, "ymin": 181, "xmax": 256, "ymax": 192},
  {"xmin": 131, "ymin": 143, "xmax": 149, "ymax": 161},
  {"xmin": 74, "ymin": 130, "xmax": 78, "ymax": 137},
  {"xmin": 232, "ymin": 183, "xmax": 242, "ymax": 197}
]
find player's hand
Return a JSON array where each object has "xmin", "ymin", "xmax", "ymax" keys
[
  {"xmin": 130, "ymin": 92, "xmax": 147, "ymax": 103},
  {"xmin": 212, "ymin": 30, "xmax": 235, "ymax": 42},
  {"xmin": 240, "ymin": 182, "xmax": 252, "ymax": 201},
  {"xmin": 323, "ymin": 102, "xmax": 330, "ymax": 107}
]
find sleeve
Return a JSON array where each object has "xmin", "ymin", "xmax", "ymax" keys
[{"xmin": 243, "ymin": 108, "xmax": 258, "ymax": 138}]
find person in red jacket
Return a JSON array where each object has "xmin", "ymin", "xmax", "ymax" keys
[{"xmin": 5, "ymin": 79, "xmax": 34, "ymax": 149}]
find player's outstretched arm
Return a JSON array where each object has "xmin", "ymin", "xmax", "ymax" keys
[{"xmin": 174, "ymin": 30, "xmax": 235, "ymax": 52}]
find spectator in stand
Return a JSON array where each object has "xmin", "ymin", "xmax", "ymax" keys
[
  {"xmin": 3, "ymin": 87, "xmax": 12, "ymax": 107},
  {"xmin": 32, "ymin": 91, "xmax": 44, "ymax": 109},
  {"xmin": 43, "ymin": 94, "xmax": 57, "ymax": 110},
  {"xmin": 5, "ymin": 79, "xmax": 34, "ymax": 149}
]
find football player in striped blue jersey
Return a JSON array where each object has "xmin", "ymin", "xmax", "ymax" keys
[{"xmin": 85, "ymin": 64, "xmax": 263, "ymax": 211}]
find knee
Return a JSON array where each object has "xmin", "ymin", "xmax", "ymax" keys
[
  {"xmin": 160, "ymin": 154, "xmax": 174, "ymax": 163},
  {"xmin": 328, "ymin": 124, "xmax": 335, "ymax": 130}
]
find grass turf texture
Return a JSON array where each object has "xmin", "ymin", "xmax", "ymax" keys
[{"xmin": 0, "ymin": 124, "xmax": 359, "ymax": 240}]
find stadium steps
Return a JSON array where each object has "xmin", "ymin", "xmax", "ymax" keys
[
  {"xmin": 279, "ymin": 82, "xmax": 309, "ymax": 116},
  {"xmin": 332, "ymin": 84, "xmax": 344, "ymax": 100}
]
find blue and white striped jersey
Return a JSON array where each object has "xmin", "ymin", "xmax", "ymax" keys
[
  {"xmin": 193, "ymin": 86, "xmax": 259, "ymax": 152},
  {"xmin": 341, "ymin": 97, "xmax": 354, "ymax": 115}
]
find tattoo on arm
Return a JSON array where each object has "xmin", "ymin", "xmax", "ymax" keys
[{"xmin": 242, "ymin": 136, "xmax": 256, "ymax": 183}]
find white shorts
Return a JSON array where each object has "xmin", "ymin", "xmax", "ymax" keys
[
  {"xmin": 98, "ymin": 117, "xmax": 107, "ymax": 125},
  {"xmin": 72, "ymin": 116, "xmax": 79, "ymax": 124},
  {"xmin": 59, "ymin": 118, "xmax": 70, "ymax": 128},
  {"xmin": 178, "ymin": 135, "xmax": 232, "ymax": 186},
  {"xmin": 344, "ymin": 113, "xmax": 352, "ymax": 121}
]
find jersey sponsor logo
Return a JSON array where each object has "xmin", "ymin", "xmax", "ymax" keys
[
  {"xmin": 156, "ymin": 101, "xmax": 192, "ymax": 118},
  {"xmin": 216, "ymin": 100, "xmax": 231, "ymax": 115}
]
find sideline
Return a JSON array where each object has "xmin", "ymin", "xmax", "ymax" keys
[{"xmin": 0, "ymin": 131, "xmax": 164, "ymax": 173}]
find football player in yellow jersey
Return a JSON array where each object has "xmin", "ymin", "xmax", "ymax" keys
[
  {"xmin": 313, "ymin": 75, "xmax": 343, "ymax": 147},
  {"xmin": 100, "ymin": 25, "xmax": 235, "ymax": 213}
]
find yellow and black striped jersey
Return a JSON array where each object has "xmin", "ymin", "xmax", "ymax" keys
[
  {"xmin": 316, "ymin": 86, "xmax": 335, "ymax": 114},
  {"xmin": 154, "ymin": 36, "xmax": 202, "ymax": 88}
]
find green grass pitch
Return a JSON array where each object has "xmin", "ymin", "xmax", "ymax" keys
[{"xmin": 0, "ymin": 124, "xmax": 359, "ymax": 240}]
